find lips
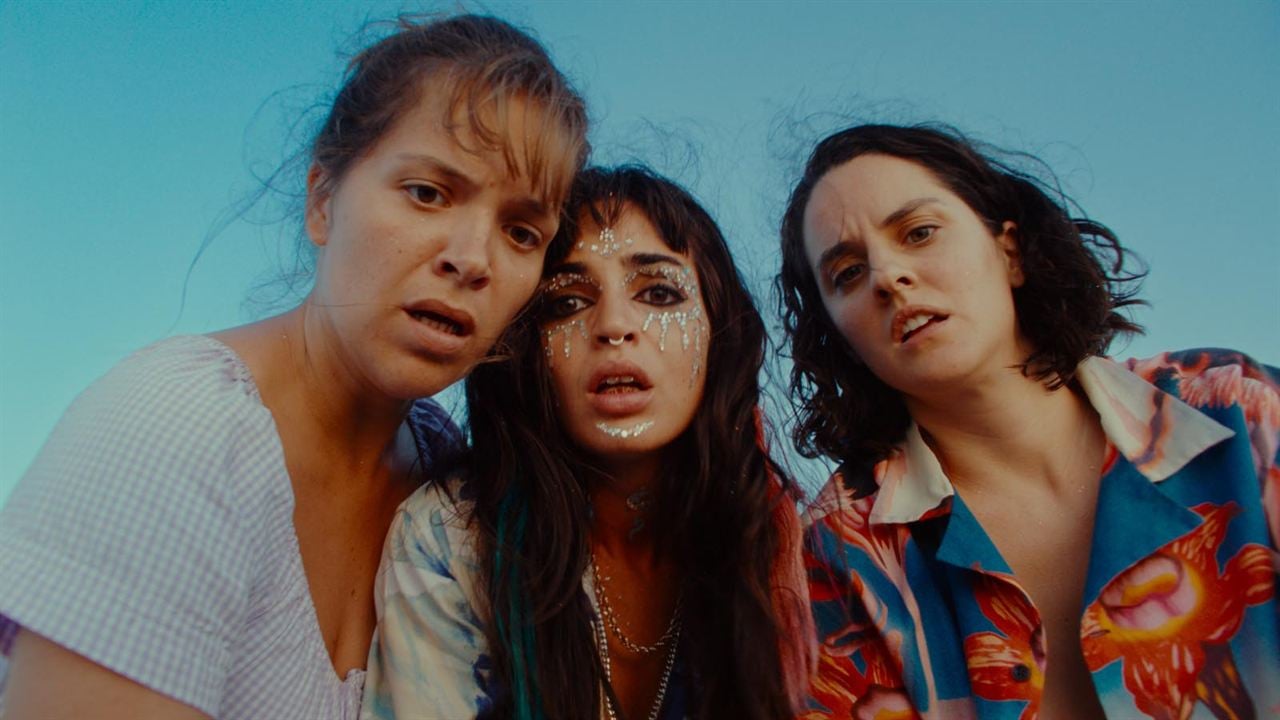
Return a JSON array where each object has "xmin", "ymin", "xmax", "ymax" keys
[
  {"xmin": 587, "ymin": 361, "xmax": 653, "ymax": 416},
  {"xmin": 405, "ymin": 299, "xmax": 475, "ymax": 336},
  {"xmin": 891, "ymin": 305, "xmax": 950, "ymax": 344},
  {"xmin": 403, "ymin": 299, "xmax": 475, "ymax": 356}
]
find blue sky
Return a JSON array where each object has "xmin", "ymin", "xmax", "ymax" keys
[{"xmin": 2, "ymin": 1, "xmax": 1277, "ymax": 499}]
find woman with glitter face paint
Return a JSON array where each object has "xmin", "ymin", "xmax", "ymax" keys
[
  {"xmin": 363, "ymin": 166, "xmax": 816, "ymax": 720},
  {"xmin": 0, "ymin": 16, "xmax": 588, "ymax": 720},
  {"xmin": 779, "ymin": 124, "xmax": 1280, "ymax": 720}
]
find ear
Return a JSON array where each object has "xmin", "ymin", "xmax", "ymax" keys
[
  {"xmin": 304, "ymin": 164, "xmax": 333, "ymax": 248},
  {"xmin": 996, "ymin": 221, "xmax": 1024, "ymax": 288}
]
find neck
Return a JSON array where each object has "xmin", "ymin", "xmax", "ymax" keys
[
  {"xmin": 905, "ymin": 364, "xmax": 1104, "ymax": 496},
  {"xmin": 251, "ymin": 305, "xmax": 415, "ymax": 485},
  {"xmin": 589, "ymin": 452, "xmax": 663, "ymax": 561}
]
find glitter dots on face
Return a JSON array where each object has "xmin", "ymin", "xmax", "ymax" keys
[
  {"xmin": 538, "ymin": 205, "xmax": 711, "ymax": 462},
  {"xmin": 575, "ymin": 226, "xmax": 634, "ymax": 258}
]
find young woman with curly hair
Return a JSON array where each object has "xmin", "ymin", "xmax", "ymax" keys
[{"xmin": 779, "ymin": 124, "xmax": 1279, "ymax": 720}]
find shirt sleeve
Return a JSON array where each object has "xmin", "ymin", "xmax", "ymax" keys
[
  {"xmin": 1224, "ymin": 354, "xmax": 1280, "ymax": 549},
  {"xmin": 801, "ymin": 476, "xmax": 914, "ymax": 719},
  {"xmin": 0, "ymin": 339, "xmax": 273, "ymax": 716},
  {"xmin": 362, "ymin": 483, "xmax": 492, "ymax": 720},
  {"xmin": 1145, "ymin": 349, "xmax": 1280, "ymax": 550}
]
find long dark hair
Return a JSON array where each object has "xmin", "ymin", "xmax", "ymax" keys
[
  {"xmin": 464, "ymin": 165, "xmax": 802, "ymax": 719},
  {"xmin": 778, "ymin": 123, "xmax": 1146, "ymax": 468}
]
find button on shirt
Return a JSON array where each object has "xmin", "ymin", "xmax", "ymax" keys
[{"xmin": 802, "ymin": 349, "xmax": 1279, "ymax": 720}]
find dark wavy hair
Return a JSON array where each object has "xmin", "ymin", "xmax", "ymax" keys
[
  {"xmin": 778, "ymin": 123, "xmax": 1146, "ymax": 466},
  {"xmin": 463, "ymin": 165, "xmax": 800, "ymax": 719}
]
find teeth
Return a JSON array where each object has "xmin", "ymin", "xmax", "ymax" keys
[
  {"xmin": 901, "ymin": 314, "xmax": 933, "ymax": 338},
  {"xmin": 412, "ymin": 312, "xmax": 461, "ymax": 336},
  {"xmin": 602, "ymin": 376, "xmax": 635, "ymax": 386}
]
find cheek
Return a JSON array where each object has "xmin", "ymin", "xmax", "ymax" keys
[{"xmin": 823, "ymin": 295, "xmax": 875, "ymax": 357}]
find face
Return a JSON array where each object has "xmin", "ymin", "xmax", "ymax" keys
[
  {"xmin": 802, "ymin": 153, "xmax": 1028, "ymax": 398},
  {"xmin": 306, "ymin": 83, "xmax": 559, "ymax": 400},
  {"xmin": 539, "ymin": 206, "xmax": 710, "ymax": 462}
]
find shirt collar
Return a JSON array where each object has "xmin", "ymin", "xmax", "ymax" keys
[{"xmin": 868, "ymin": 355, "xmax": 1235, "ymax": 525}]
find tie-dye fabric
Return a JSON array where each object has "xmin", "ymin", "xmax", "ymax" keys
[
  {"xmin": 363, "ymin": 479, "xmax": 690, "ymax": 719},
  {"xmin": 802, "ymin": 349, "xmax": 1279, "ymax": 720}
]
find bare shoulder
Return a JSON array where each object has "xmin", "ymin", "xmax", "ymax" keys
[{"xmin": 4, "ymin": 629, "xmax": 209, "ymax": 720}]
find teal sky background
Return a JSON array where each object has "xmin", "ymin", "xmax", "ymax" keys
[{"xmin": 2, "ymin": 1, "xmax": 1277, "ymax": 500}]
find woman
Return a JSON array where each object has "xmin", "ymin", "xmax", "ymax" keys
[
  {"xmin": 0, "ymin": 15, "xmax": 588, "ymax": 719},
  {"xmin": 779, "ymin": 123, "xmax": 1279, "ymax": 719},
  {"xmin": 363, "ymin": 166, "xmax": 814, "ymax": 720}
]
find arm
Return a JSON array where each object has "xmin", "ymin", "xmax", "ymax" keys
[
  {"xmin": 800, "ymin": 482, "xmax": 914, "ymax": 719},
  {"xmin": 3, "ymin": 630, "xmax": 208, "ymax": 720},
  {"xmin": 362, "ymin": 486, "xmax": 492, "ymax": 720},
  {"xmin": 0, "ymin": 339, "xmax": 265, "ymax": 717}
]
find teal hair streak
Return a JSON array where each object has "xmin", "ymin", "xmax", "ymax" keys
[{"xmin": 495, "ymin": 490, "xmax": 545, "ymax": 720}]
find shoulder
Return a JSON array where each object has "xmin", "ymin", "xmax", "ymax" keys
[
  {"xmin": 10, "ymin": 334, "xmax": 283, "ymax": 525},
  {"xmin": 384, "ymin": 477, "xmax": 482, "ymax": 582},
  {"xmin": 1123, "ymin": 348, "xmax": 1280, "ymax": 416},
  {"xmin": 406, "ymin": 398, "xmax": 464, "ymax": 476},
  {"xmin": 0, "ymin": 336, "xmax": 287, "ymax": 716},
  {"xmin": 40, "ymin": 334, "xmax": 275, "ymax": 469}
]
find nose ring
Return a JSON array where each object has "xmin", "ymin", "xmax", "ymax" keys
[{"xmin": 607, "ymin": 336, "xmax": 625, "ymax": 346}]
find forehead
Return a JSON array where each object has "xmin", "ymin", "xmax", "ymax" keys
[
  {"xmin": 802, "ymin": 154, "xmax": 951, "ymax": 256},
  {"xmin": 375, "ymin": 81, "xmax": 564, "ymax": 209},
  {"xmin": 556, "ymin": 206, "xmax": 694, "ymax": 273}
]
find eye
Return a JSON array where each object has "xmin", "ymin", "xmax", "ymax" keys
[
  {"xmin": 905, "ymin": 225, "xmax": 937, "ymax": 245},
  {"xmin": 830, "ymin": 261, "xmax": 865, "ymax": 289},
  {"xmin": 543, "ymin": 294, "xmax": 591, "ymax": 320},
  {"xmin": 507, "ymin": 224, "xmax": 543, "ymax": 250},
  {"xmin": 405, "ymin": 183, "xmax": 447, "ymax": 207},
  {"xmin": 636, "ymin": 283, "xmax": 687, "ymax": 307}
]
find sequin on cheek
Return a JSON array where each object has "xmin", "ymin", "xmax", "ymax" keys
[{"xmin": 543, "ymin": 318, "xmax": 588, "ymax": 361}]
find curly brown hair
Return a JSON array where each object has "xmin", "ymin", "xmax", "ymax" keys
[{"xmin": 778, "ymin": 123, "xmax": 1146, "ymax": 467}]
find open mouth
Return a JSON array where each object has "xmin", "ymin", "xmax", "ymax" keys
[
  {"xmin": 894, "ymin": 309, "xmax": 949, "ymax": 344},
  {"xmin": 409, "ymin": 309, "xmax": 466, "ymax": 336},
  {"xmin": 594, "ymin": 375, "xmax": 650, "ymax": 394}
]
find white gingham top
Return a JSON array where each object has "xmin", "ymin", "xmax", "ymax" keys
[{"xmin": 0, "ymin": 335, "xmax": 460, "ymax": 719}]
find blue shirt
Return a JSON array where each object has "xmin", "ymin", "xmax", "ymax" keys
[{"xmin": 802, "ymin": 349, "xmax": 1279, "ymax": 719}]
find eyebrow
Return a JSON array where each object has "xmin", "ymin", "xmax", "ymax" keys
[
  {"xmin": 394, "ymin": 153, "xmax": 475, "ymax": 192},
  {"xmin": 814, "ymin": 197, "xmax": 944, "ymax": 274},
  {"xmin": 624, "ymin": 252, "xmax": 687, "ymax": 270},
  {"xmin": 506, "ymin": 196, "xmax": 553, "ymax": 226},
  {"xmin": 395, "ymin": 153, "xmax": 552, "ymax": 222},
  {"xmin": 546, "ymin": 261, "xmax": 589, "ymax": 278},
  {"xmin": 879, "ymin": 197, "xmax": 943, "ymax": 230}
]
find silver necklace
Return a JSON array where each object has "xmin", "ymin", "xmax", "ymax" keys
[
  {"xmin": 592, "ymin": 602, "xmax": 680, "ymax": 720},
  {"xmin": 589, "ymin": 553, "xmax": 682, "ymax": 655}
]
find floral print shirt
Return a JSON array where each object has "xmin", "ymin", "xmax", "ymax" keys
[{"xmin": 802, "ymin": 349, "xmax": 1279, "ymax": 720}]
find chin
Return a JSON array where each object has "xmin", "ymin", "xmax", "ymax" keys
[
  {"xmin": 380, "ymin": 360, "xmax": 470, "ymax": 401},
  {"xmin": 572, "ymin": 419, "xmax": 681, "ymax": 460}
]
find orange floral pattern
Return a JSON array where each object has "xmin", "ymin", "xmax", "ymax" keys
[{"xmin": 802, "ymin": 350, "xmax": 1280, "ymax": 720}]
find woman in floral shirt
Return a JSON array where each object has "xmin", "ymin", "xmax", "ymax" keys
[{"xmin": 778, "ymin": 123, "xmax": 1277, "ymax": 719}]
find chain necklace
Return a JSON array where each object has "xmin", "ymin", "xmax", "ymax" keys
[
  {"xmin": 589, "ymin": 553, "xmax": 682, "ymax": 655},
  {"xmin": 592, "ymin": 599, "xmax": 680, "ymax": 720}
]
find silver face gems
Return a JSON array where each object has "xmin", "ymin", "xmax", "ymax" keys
[
  {"xmin": 541, "ymin": 272, "xmax": 598, "ymax": 294},
  {"xmin": 583, "ymin": 227, "xmax": 634, "ymax": 258},
  {"xmin": 544, "ymin": 318, "xmax": 588, "ymax": 360},
  {"xmin": 624, "ymin": 264, "xmax": 700, "ymax": 298},
  {"xmin": 640, "ymin": 305, "xmax": 708, "ymax": 386},
  {"xmin": 595, "ymin": 420, "xmax": 655, "ymax": 439}
]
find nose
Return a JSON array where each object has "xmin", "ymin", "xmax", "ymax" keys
[
  {"xmin": 593, "ymin": 293, "xmax": 637, "ymax": 347},
  {"xmin": 870, "ymin": 259, "xmax": 916, "ymax": 303},
  {"xmin": 433, "ymin": 215, "xmax": 492, "ymax": 290}
]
